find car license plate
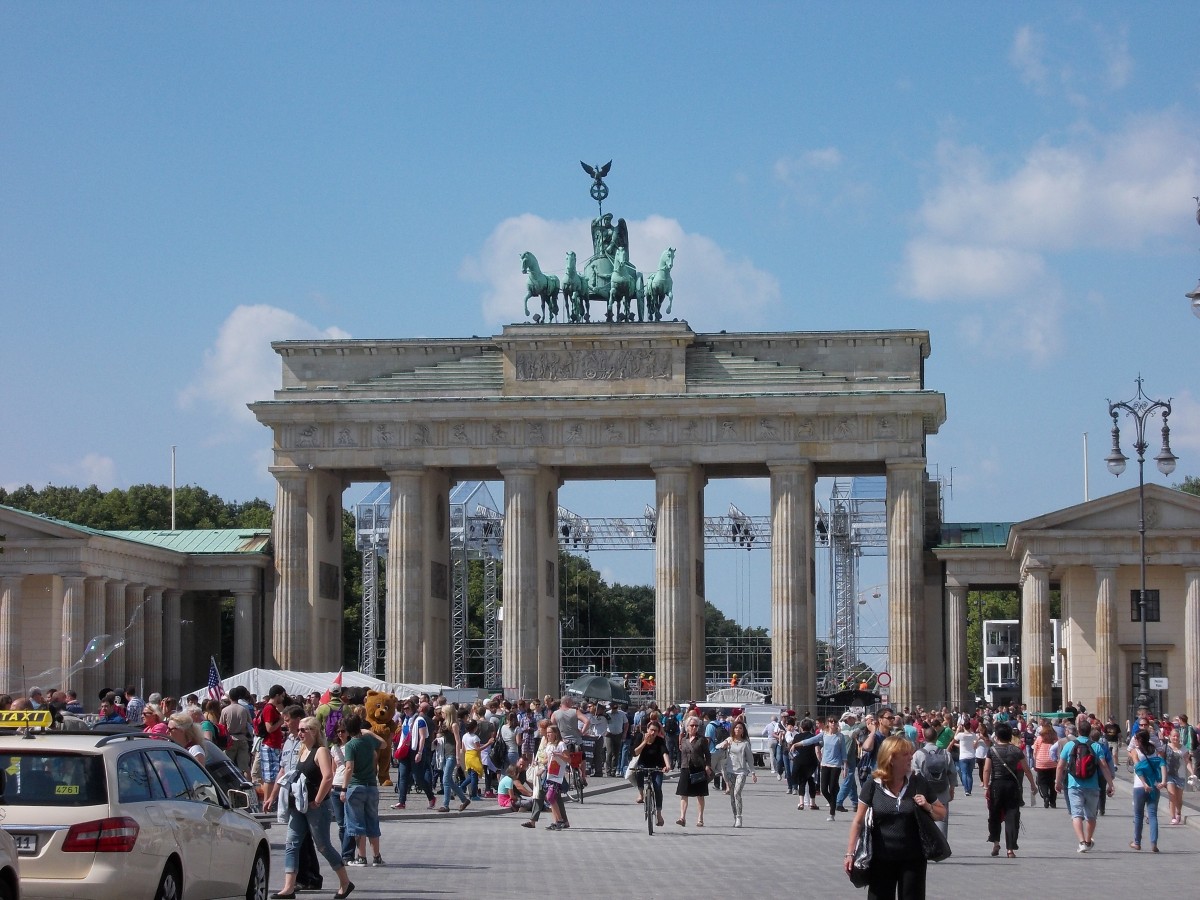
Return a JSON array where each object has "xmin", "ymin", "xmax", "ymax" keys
[{"xmin": 12, "ymin": 833, "xmax": 36, "ymax": 853}]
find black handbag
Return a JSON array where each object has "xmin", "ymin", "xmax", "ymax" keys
[
  {"xmin": 688, "ymin": 769, "xmax": 708, "ymax": 786},
  {"xmin": 916, "ymin": 807, "xmax": 952, "ymax": 862},
  {"xmin": 848, "ymin": 805, "xmax": 873, "ymax": 888}
]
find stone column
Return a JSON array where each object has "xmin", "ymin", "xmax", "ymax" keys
[
  {"xmin": 1093, "ymin": 567, "xmax": 1118, "ymax": 719},
  {"xmin": 946, "ymin": 584, "xmax": 969, "ymax": 711},
  {"xmin": 535, "ymin": 468, "xmax": 561, "ymax": 699},
  {"xmin": 124, "ymin": 583, "xmax": 145, "ymax": 691},
  {"xmin": 104, "ymin": 579, "xmax": 128, "ymax": 691},
  {"xmin": 887, "ymin": 460, "xmax": 926, "ymax": 709},
  {"xmin": 82, "ymin": 577, "xmax": 107, "ymax": 707},
  {"xmin": 143, "ymin": 587, "xmax": 164, "ymax": 694},
  {"xmin": 1020, "ymin": 562, "xmax": 1052, "ymax": 711},
  {"xmin": 769, "ymin": 461, "xmax": 815, "ymax": 712},
  {"xmin": 233, "ymin": 590, "xmax": 256, "ymax": 674},
  {"xmin": 271, "ymin": 469, "xmax": 310, "ymax": 670},
  {"xmin": 501, "ymin": 465, "xmax": 540, "ymax": 697},
  {"xmin": 385, "ymin": 467, "xmax": 425, "ymax": 683},
  {"xmin": 1184, "ymin": 568, "xmax": 1200, "ymax": 720},
  {"xmin": 61, "ymin": 575, "xmax": 85, "ymax": 694},
  {"xmin": 654, "ymin": 465, "xmax": 697, "ymax": 708},
  {"xmin": 163, "ymin": 589, "xmax": 183, "ymax": 698},
  {"xmin": 0, "ymin": 576, "xmax": 22, "ymax": 695}
]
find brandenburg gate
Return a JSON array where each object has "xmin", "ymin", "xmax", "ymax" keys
[
  {"xmin": 249, "ymin": 165, "xmax": 947, "ymax": 710},
  {"xmin": 251, "ymin": 322, "xmax": 946, "ymax": 709}
]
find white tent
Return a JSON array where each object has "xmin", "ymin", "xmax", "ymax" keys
[{"xmin": 187, "ymin": 668, "xmax": 482, "ymax": 704}]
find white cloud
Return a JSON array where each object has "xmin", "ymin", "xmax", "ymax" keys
[
  {"xmin": 179, "ymin": 305, "xmax": 350, "ymax": 426},
  {"xmin": 48, "ymin": 454, "xmax": 118, "ymax": 490},
  {"xmin": 901, "ymin": 240, "xmax": 1046, "ymax": 300},
  {"xmin": 462, "ymin": 214, "xmax": 781, "ymax": 331},
  {"xmin": 899, "ymin": 114, "xmax": 1199, "ymax": 362},
  {"xmin": 1010, "ymin": 25, "xmax": 1048, "ymax": 91}
]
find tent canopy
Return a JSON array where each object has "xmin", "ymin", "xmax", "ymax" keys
[{"xmin": 189, "ymin": 668, "xmax": 482, "ymax": 704}]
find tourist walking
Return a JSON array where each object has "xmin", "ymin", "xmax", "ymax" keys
[
  {"xmin": 982, "ymin": 723, "xmax": 1035, "ymax": 858},
  {"xmin": 844, "ymin": 734, "xmax": 946, "ymax": 899},
  {"xmin": 791, "ymin": 717, "xmax": 822, "ymax": 811},
  {"xmin": 1054, "ymin": 714, "xmax": 1115, "ymax": 853},
  {"xmin": 1162, "ymin": 728, "xmax": 1187, "ymax": 825},
  {"xmin": 436, "ymin": 704, "xmax": 470, "ymax": 812},
  {"xmin": 717, "ymin": 719, "xmax": 757, "ymax": 827},
  {"xmin": 341, "ymin": 714, "xmax": 386, "ymax": 868},
  {"xmin": 1031, "ymin": 723, "xmax": 1059, "ymax": 808},
  {"xmin": 1128, "ymin": 729, "xmax": 1166, "ymax": 851},
  {"xmin": 952, "ymin": 720, "xmax": 975, "ymax": 796},
  {"xmin": 912, "ymin": 725, "xmax": 954, "ymax": 838},
  {"xmin": 271, "ymin": 716, "xmax": 354, "ymax": 900},
  {"xmin": 676, "ymin": 715, "xmax": 712, "ymax": 827},
  {"xmin": 811, "ymin": 717, "xmax": 847, "ymax": 820}
]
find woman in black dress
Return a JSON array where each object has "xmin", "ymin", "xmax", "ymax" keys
[{"xmin": 675, "ymin": 715, "xmax": 713, "ymax": 827}]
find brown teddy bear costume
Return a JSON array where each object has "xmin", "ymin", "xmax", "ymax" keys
[{"xmin": 363, "ymin": 689, "xmax": 398, "ymax": 786}]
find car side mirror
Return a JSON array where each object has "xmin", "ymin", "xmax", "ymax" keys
[{"xmin": 228, "ymin": 789, "xmax": 251, "ymax": 810}]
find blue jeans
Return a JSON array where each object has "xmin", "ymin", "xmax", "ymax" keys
[
  {"xmin": 836, "ymin": 768, "xmax": 859, "ymax": 807},
  {"xmin": 1132, "ymin": 786, "xmax": 1160, "ymax": 846},
  {"xmin": 396, "ymin": 755, "xmax": 433, "ymax": 803},
  {"xmin": 344, "ymin": 784, "xmax": 381, "ymax": 839},
  {"xmin": 331, "ymin": 789, "xmax": 354, "ymax": 861},
  {"xmin": 957, "ymin": 758, "xmax": 974, "ymax": 794},
  {"xmin": 284, "ymin": 796, "xmax": 344, "ymax": 875},
  {"xmin": 441, "ymin": 755, "xmax": 467, "ymax": 806},
  {"xmin": 459, "ymin": 769, "xmax": 480, "ymax": 799}
]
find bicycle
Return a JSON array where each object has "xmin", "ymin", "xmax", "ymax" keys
[
  {"xmin": 634, "ymin": 766, "xmax": 666, "ymax": 835},
  {"xmin": 568, "ymin": 750, "xmax": 586, "ymax": 804}
]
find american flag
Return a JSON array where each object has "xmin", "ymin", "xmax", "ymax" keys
[{"xmin": 206, "ymin": 657, "xmax": 225, "ymax": 702}]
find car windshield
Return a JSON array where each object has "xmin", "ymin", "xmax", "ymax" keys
[{"xmin": 0, "ymin": 751, "xmax": 107, "ymax": 806}]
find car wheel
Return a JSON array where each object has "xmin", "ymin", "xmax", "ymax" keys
[
  {"xmin": 154, "ymin": 860, "xmax": 182, "ymax": 900},
  {"xmin": 246, "ymin": 846, "xmax": 270, "ymax": 900},
  {"xmin": 0, "ymin": 875, "xmax": 14, "ymax": 900}
]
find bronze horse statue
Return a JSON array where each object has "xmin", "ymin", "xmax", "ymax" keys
[
  {"xmin": 521, "ymin": 251, "xmax": 560, "ymax": 322},
  {"xmin": 644, "ymin": 247, "xmax": 675, "ymax": 322}
]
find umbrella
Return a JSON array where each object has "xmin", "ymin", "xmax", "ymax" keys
[{"xmin": 566, "ymin": 675, "xmax": 630, "ymax": 705}]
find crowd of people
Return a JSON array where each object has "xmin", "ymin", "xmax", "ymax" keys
[{"xmin": 6, "ymin": 683, "xmax": 1196, "ymax": 900}]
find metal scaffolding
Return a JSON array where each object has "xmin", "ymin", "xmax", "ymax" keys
[
  {"xmin": 355, "ymin": 480, "xmax": 881, "ymax": 695},
  {"xmin": 821, "ymin": 478, "xmax": 887, "ymax": 692}
]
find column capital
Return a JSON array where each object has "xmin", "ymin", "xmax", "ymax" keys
[
  {"xmin": 651, "ymin": 461, "xmax": 695, "ymax": 475},
  {"xmin": 385, "ymin": 465, "xmax": 429, "ymax": 479},
  {"xmin": 885, "ymin": 458, "xmax": 928, "ymax": 472},
  {"xmin": 766, "ymin": 459, "xmax": 815, "ymax": 476},
  {"xmin": 497, "ymin": 463, "xmax": 540, "ymax": 478},
  {"xmin": 946, "ymin": 583, "xmax": 969, "ymax": 599},
  {"xmin": 270, "ymin": 467, "xmax": 311, "ymax": 490}
]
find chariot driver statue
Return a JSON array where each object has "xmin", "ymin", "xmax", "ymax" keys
[{"xmin": 591, "ymin": 212, "xmax": 629, "ymax": 263}]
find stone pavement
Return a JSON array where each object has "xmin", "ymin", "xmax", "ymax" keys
[{"xmin": 265, "ymin": 772, "xmax": 1199, "ymax": 898}]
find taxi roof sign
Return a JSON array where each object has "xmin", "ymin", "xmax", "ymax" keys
[{"xmin": 0, "ymin": 709, "xmax": 53, "ymax": 728}]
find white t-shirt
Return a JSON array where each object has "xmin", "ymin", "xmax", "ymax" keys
[
  {"xmin": 463, "ymin": 732, "xmax": 481, "ymax": 752},
  {"xmin": 956, "ymin": 731, "xmax": 977, "ymax": 758}
]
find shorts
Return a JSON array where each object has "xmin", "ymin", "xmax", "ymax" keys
[
  {"xmin": 344, "ymin": 784, "xmax": 381, "ymax": 839},
  {"xmin": 1166, "ymin": 775, "xmax": 1186, "ymax": 789},
  {"xmin": 1067, "ymin": 785, "xmax": 1100, "ymax": 821},
  {"xmin": 259, "ymin": 745, "xmax": 281, "ymax": 784}
]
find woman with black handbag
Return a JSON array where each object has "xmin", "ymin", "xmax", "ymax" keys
[
  {"xmin": 675, "ymin": 715, "xmax": 712, "ymax": 827},
  {"xmin": 844, "ymin": 734, "xmax": 946, "ymax": 899},
  {"xmin": 982, "ymin": 722, "xmax": 1036, "ymax": 858}
]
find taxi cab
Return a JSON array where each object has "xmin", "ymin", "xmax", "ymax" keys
[{"xmin": 0, "ymin": 709, "xmax": 268, "ymax": 900}]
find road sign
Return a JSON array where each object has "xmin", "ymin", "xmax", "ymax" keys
[{"xmin": 1150, "ymin": 677, "xmax": 1168, "ymax": 690}]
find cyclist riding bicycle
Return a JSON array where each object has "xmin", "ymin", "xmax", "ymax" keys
[
  {"xmin": 632, "ymin": 720, "xmax": 672, "ymax": 828},
  {"xmin": 552, "ymin": 695, "xmax": 591, "ymax": 786}
]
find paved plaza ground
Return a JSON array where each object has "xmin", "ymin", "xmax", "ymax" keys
[{"xmin": 266, "ymin": 771, "xmax": 1199, "ymax": 897}]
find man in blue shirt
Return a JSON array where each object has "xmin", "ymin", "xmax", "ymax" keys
[{"xmin": 1055, "ymin": 714, "xmax": 1115, "ymax": 852}]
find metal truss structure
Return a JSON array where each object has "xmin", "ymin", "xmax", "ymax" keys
[
  {"xmin": 820, "ymin": 478, "xmax": 887, "ymax": 693},
  {"xmin": 356, "ymin": 480, "xmax": 885, "ymax": 694}
]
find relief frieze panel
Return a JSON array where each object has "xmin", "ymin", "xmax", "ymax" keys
[
  {"xmin": 513, "ymin": 348, "xmax": 672, "ymax": 382},
  {"xmin": 284, "ymin": 413, "xmax": 920, "ymax": 452}
]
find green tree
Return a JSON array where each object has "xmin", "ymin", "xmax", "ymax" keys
[
  {"xmin": 1178, "ymin": 475, "xmax": 1200, "ymax": 497},
  {"xmin": 0, "ymin": 483, "xmax": 272, "ymax": 530}
]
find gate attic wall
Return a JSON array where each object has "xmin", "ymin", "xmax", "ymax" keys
[{"xmin": 250, "ymin": 323, "xmax": 947, "ymax": 709}]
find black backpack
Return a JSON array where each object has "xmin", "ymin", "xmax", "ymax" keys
[{"xmin": 712, "ymin": 722, "xmax": 730, "ymax": 744}]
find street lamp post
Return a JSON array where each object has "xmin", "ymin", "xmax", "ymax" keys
[{"xmin": 1105, "ymin": 377, "xmax": 1178, "ymax": 715}]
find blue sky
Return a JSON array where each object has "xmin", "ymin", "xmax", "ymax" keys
[{"xmin": 3, "ymin": 3, "xmax": 1198, "ymax": 635}]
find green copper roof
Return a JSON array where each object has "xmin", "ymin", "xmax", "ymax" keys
[
  {"xmin": 937, "ymin": 522, "xmax": 1013, "ymax": 548},
  {"xmin": 106, "ymin": 529, "xmax": 271, "ymax": 554}
]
